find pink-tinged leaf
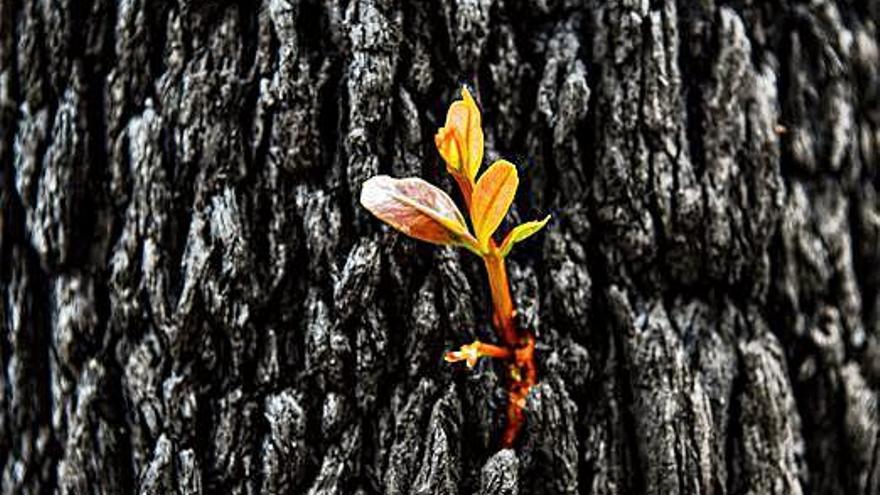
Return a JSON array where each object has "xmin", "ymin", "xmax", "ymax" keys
[
  {"xmin": 360, "ymin": 175, "xmax": 476, "ymax": 247},
  {"xmin": 471, "ymin": 160, "xmax": 519, "ymax": 250},
  {"xmin": 499, "ymin": 215, "xmax": 551, "ymax": 257}
]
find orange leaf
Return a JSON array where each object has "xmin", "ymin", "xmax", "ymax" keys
[
  {"xmin": 434, "ymin": 86, "xmax": 484, "ymax": 183},
  {"xmin": 471, "ymin": 160, "xmax": 519, "ymax": 250},
  {"xmin": 360, "ymin": 175, "xmax": 477, "ymax": 248}
]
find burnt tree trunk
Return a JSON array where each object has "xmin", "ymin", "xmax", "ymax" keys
[{"xmin": 2, "ymin": 0, "xmax": 880, "ymax": 494}]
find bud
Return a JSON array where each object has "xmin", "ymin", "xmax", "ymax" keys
[{"xmin": 435, "ymin": 86, "xmax": 484, "ymax": 183}]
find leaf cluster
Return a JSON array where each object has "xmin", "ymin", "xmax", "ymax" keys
[{"xmin": 360, "ymin": 87, "xmax": 549, "ymax": 258}]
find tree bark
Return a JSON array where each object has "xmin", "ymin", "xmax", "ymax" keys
[{"xmin": 2, "ymin": 0, "xmax": 879, "ymax": 494}]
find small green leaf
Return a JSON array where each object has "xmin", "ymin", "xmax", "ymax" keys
[{"xmin": 499, "ymin": 215, "xmax": 551, "ymax": 257}]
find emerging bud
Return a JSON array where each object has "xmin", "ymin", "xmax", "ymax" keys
[
  {"xmin": 435, "ymin": 86, "xmax": 484, "ymax": 184},
  {"xmin": 444, "ymin": 341, "xmax": 482, "ymax": 368},
  {"xmin": 444, "ymin": 340, "xmax": 512, "ymax": 368}
]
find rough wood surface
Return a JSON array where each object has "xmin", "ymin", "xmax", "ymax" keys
[{"xmin": 1, "ymin": 0, "xmax": 879, "ymax": 494}]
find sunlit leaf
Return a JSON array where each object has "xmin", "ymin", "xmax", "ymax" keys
[
  {"xmin": 470, "ymin": 160, "xmax": 518, "ymax": 250},
  {"xmin": 499, "ymin": 215, "xmax": 551, "ymax": 257},
  {"xmin": 360, "ymin": 175, "xmax": 477, "ymax": 247},
  {"xmin": 434, "ymin": 86, "xmax": 484, "ymax": 183},
  {"xmin": 459, "ymin": 87, "xmax": 484, "ymax": 183}
]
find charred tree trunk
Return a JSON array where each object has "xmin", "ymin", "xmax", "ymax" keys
[{"xmin": 2, "ymin": 0, "xmax": 880, "ymax": 494}]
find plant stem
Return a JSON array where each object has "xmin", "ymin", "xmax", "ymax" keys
[
  {"xmin": 474, "ymin": 341, "xmax": 512, "ymax": 360},
  {"xmin": 482, "ymin": 248, "xmax": 518, "ymax": 346},
  {"xmin": 482, "ymin": 245, "xmax": 537, "ymax": 447},
  {"xmin": 453, "ymin": 174, "xmax": 473, "ymax": 211}
]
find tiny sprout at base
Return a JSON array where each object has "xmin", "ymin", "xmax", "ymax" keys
[{"xmin": 359, "ymin": 86, "xmax": 550, "ymax": 447}]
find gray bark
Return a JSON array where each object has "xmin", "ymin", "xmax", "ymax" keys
[{"xmin": 1, "ymin": 0, "xmax": 879, "ymax": 494}]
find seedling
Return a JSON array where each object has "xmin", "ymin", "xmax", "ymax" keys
[{"xmin": 360, "ymin": 86, "xmax": 549, "ymax": 446}]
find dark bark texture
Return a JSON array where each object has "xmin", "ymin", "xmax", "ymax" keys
[{"xmin": 2, "ymin": 0, "xmax": 880, "ymax": 493}]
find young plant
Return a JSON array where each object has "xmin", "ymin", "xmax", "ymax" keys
[{"xmin": 359, "ymin": 86, "xmax": 549, "ymax": 447}]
